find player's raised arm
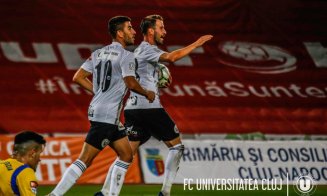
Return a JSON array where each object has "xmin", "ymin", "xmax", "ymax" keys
[
  {"xmin": 159, "ymin": 34, "xmax": 213, "ymax": 63},
  {"xmin": 72, "ymin": 68, "xmax": 93, "ymax": 94}
]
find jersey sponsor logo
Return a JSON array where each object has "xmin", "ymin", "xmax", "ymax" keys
[
  {"xmin": 3, "ymin": 161, "xmax": 13, "ymax": 170},
  {"xmin": 30, "ymin": 181, "xmax": 38, "ymax": 194},
  {"xmin": 101, "ymin": 139, "xmax": 110, "ymax": 148},
  {"xmin": 217, "ymin": 41, "xmax": 297, "ymax": 74},
  {"xmin": 145, "ymin": 148, "xmax": 165, "ymax": 176},
  {"xmin": 111, "ymin": 52, "xmax": 119, "ymax": 56},
  {"xmin": 97, "ymin": 50, "xmax": 119, "ymax": 61}
]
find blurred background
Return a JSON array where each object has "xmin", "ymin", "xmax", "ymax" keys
[{"xmin": 0, "ymin": 0, "xmax": 326, "ymax": 187}]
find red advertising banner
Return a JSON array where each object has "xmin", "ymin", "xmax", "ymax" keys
[
  {"xmin": 0, "ymin": 135, "xmax": 141, "ymax": 184},
  {"xmin": 0, "ymin": 0, "xmax": 326, "ymax": 135}
]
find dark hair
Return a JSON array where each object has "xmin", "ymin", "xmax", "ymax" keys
[
  {"xmin": 108, "ymin": 16, "xmax": 131, "ymax": 39},
  {"xmin": 13, "ymin": 131, "xmax": 46, "ymax": 156},
  {"xmin": 14, "ymin": 131, "xmax": 46, "ymax": 145},
  {"xmin": 140, "ymin": 15, "xmax": 163, "ymax": 35}
]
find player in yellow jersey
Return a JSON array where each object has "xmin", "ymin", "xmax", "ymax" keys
[{"xmin": 0, "ymin": 131, "xmax": 46, "ymax": 196}]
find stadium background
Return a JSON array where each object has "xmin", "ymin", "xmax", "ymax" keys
[{"xmin": 0, "ymin": 0, "xmax": 326, "ymax": 195}]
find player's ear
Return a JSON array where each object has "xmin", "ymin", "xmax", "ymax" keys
[
  {"xmin": 117, "ymin": 30, "xmax": 124, "ymax": 38},
  {"xmin": 28, "ymin": 150, "xmax": 35, "ymax": 159},
  {"xmin": 148, "ymin": 28, "xmax": 154, "ymax": 36},
  {"xmin": 29, "ymin": 146, "xmax": 40, "ymax": 158}
]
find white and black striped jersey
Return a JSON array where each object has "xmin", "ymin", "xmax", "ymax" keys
[
  {"xmin": 124, "ymin": 41, "xmax": 165, "ymax": 110},
  {"xmin": 81, "ymin": 42, "xmax": 136, "ymax": 125}
]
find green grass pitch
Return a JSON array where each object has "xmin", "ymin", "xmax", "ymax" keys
[{"xmin": 38, "ymin": 184, "xmax": 327, "ymax": 196}]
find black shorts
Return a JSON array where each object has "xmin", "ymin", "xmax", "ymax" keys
[
  {"xmin": 124, "ymin": 108, "xmax": 180, "ymax": 145},
  {"xmin": 85, "ymin": 121, "xmax": 127, "ymax": 150}
]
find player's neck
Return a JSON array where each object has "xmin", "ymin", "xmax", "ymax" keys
[
  {"xmin": 144, "ymin": 36, "xmax": 157, "ymax": 46},
  {"xmin": 112, "ymin": 39, "xmax": 126, "ymax": 48},
  {"xmin": 11, "ymin": 154, "xmax": 26, "ymax": 164}
]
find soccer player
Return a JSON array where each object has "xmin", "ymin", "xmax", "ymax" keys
[
  {"xmin": 100, "ymin": 15, "xmax": 213, "ymax": 196},
  {"xmin": 0, "ymin": 131, "xmax": 46, "ymax": 196},
  {"xmin": 48, "ymin": 16, "xmax": 155, "ymax": 196}
]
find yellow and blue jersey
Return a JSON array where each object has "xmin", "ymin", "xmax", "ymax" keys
[{"xmin": 0, "ymin": 158, "xmax": 38, "ymax": 196}]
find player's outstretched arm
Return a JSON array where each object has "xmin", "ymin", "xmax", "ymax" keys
[
  {"xmin": 123, "ymin": 76, "xmax": 155, "ymax": 103},
  {"xmin": 72, "ymin": 68, "xmax": 93, "ymax": 94},
  {"xmin": 159, "ymin": 35, "xmax": 213, "ymax": 63}
]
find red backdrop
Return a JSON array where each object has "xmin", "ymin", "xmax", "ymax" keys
[{"xmin": 0, "ymin": 0, "xmax": 326, "ymax": 134}]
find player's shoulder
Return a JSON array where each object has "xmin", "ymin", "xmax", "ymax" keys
[
  {"xmin": 0, "ymin": 159, "xmax": 35, "ymax": 178},
  {"xmin": 135, "ymin": 41, "xmax": 162, "ymax": 54},
  {"xmin": 16, "ymin": 166, "xmax": 38, "ymax": 195},
  {"xmin": 120, "ymin": 50, "xmax": 135, "ymax": 65},
  {"xmin": 1, "ymin": 158, "xmax": 23, "ymax": 167},
  {"xmin": 0, "ymin": 158, "xmax": 9, "ymax": 168},
  {"xmin": 138, "ymin": 41, "xmax": 153, "ymax": 50},
  {"xmin": 92, "ymin": 45, "xmax": 109, "ymax": 56},
  {"xmin": 18, "ymin": 166, "xmax": 36, "ymax": 179},
  {"xmin": 106, "ymin": 42, "xmax": 132, "ymax": 57},
  {"xmin": 20, "ymin": 166, "xmax": 35, "ymax": 174},
  {"xmin": 122, "ymin": 49, "xmax": 134, "ymax": 58},
  {"xmin": 120, "ymin": 49, "xmax": 134, "ymax": 61}
]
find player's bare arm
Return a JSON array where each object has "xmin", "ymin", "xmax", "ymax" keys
[
  {"xmin": 123, "ymin": 76, "xmax": 155, "ymax": 103},
  {"xmin": 72, "ymin": 68, "xmax": 93, "ymax": 94},
  {"xmin": 159, "ymin": 34, "xmax": 213, "ymax": 63}
]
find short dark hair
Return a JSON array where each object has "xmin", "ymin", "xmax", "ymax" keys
[
  {"xmin": 14, "ymin": 131, "xmax": 46, "ymax": 145},
  {"xmin": 13, "ymin": 131, "xmax": 46, "ymax": 156},
  {"xmin": 108, "ymin": 16, "xmax": 131, "ymax": 39},
  {"xmin": 140, "ymin": 15, "xmax": 163, "ymax": 35}
]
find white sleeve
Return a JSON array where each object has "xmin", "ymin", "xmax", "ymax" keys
[
  {"xmin": 81, "ymin": 54, "xmax": 94, "ymax": 73},
  {"xmin": 142, "ymin": 45, "xmax": 165, "ymax": 63},
  {"xmin": 121, "ymin": 53, "xmax": 136, "ymax": 78}
]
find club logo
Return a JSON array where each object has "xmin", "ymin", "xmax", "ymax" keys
[
  {"xmin": 217, "ymin": 41, "xmax": 297, "ymax": 74},
  {"xmin": 294, "ymin": 175, "xmax": 317, "ymax": 196},
  {"xmin": 129, "ymin": 62, "xmax": 135, "ymax": 71},
  {"xmin": 145, "ymin": 148, "xmax": 165, "ymax": 176},
  {"xmin": 128, "ymin": 96, "xmax": 138, "ymax": 106},
  {"xmin": 101, "ymin": 139, "xmax": 110, "ymax": 148},
  {"xmin": 30, "ymin": 181, "xmax": 38, "ymax": 194}
]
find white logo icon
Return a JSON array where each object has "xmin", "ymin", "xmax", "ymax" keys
[
  {"xmin": 299, "ymin": 178, "xmax": 311, "ymax": 192},
  {"xmin": 101, "ymin": 139, "xmax": 110, "ymax": 148},
  {"xmin": 294, "ymin": 175, "xmax": 316, "ymax": 196},
  {"xmin": 217, "ymin": 41, "xmax": 297, "ymax": 74}
]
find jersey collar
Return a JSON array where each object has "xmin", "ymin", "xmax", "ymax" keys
[{"xmin": 112, "ymin": 41, "xmax": 124, "ymax": 48}]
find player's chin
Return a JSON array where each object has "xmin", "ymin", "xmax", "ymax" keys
[
  {"xmin": 156, "ymin": 38, "xmax": 164, "ymax": 45},
  {"xmin": 126, "ymin": 40, "xmax": 134, "ymax": 46}
]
